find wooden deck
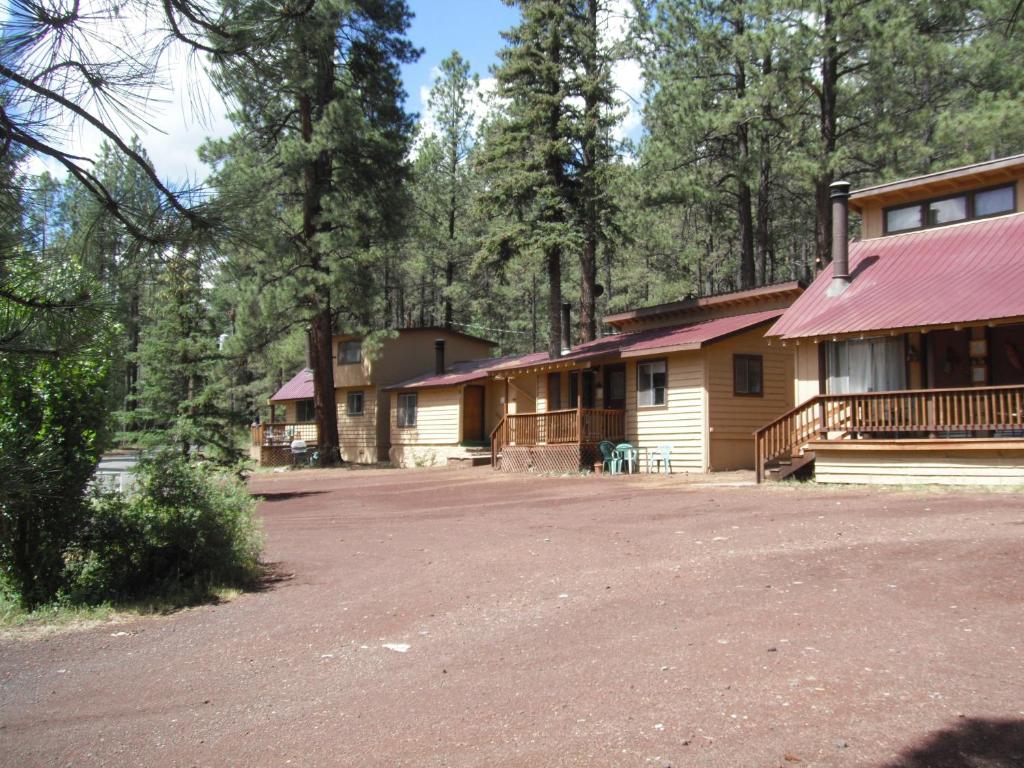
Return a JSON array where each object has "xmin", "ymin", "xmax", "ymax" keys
[
  {"xmin": 491, "ymin": 409, "xmax": 626, "ymax": 472},
  {"xmin": 754, "ymin": 384, "xmax": 1024, "ymax": 482},
  {"xmin": 250, "ymin": 422, "xmax": 320, "ymax": 467}
]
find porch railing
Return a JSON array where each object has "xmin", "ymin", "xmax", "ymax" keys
[
  {"xmin": 754, "ymin": 384, "xmax": 1024, "ymax": 482},
  {"xmin": 251, "ymin": 422, "xmax": 319, "ymax": 447},
  {"xmin": 490, "ymin": 408, "xmax": 627, "ymax": 466}
]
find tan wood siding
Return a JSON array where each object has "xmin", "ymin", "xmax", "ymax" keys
[
  {"xmin": 706, "ymin": 327, "xmax": 795, "ymax": 470},
  {"xmin": 336, "ymin": 385, "xmax": 378, "ymax": 463},
  {"xmin": 814, "ymin": 444, "xmax": 1024, "ymax": 486},
  {"xmin": 625, "ymin": 353, "xmax": 706, "ymax": 471},
  {"xmin": 332, "ymin": 329, "xmax": 493, "ymax": 388},
  {"xmin": 390, "ymin": 387, "xmax": 462, "ymax": 447}
]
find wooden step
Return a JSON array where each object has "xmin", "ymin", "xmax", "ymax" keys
[{"xmin": 765, "ymin": 451, "xmax": 816, "ymax": 482}]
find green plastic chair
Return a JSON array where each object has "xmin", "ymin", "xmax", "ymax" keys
[
  {"xmin": 598, "ymin": 441, "xmax": 620, "ymax": 474},
  {"xmin": 615, "ymin": 443, "xmax": 638, "ymax": 474}
]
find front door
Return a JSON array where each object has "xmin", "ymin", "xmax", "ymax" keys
[
  {"xmin": 463, "ymin": 385, "xmax": 485, "ymax": 442},
  {"xmin": 603, "ymin": 365, "xmax": 626, "ymax": 410},
  {"xmin": 569, "ymin": 370, "xmax": 597, "ymax": 408}
]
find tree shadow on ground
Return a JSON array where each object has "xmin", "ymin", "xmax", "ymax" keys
[
  {"xmin": 880, "ymin": 718, "xmax": 1024, "ymax": 768},
  {"xmin": 253, "ymin": 490, "xmax": 328, "ymax": 502}
]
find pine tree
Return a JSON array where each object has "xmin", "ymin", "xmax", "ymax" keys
[{"xmin": 207, "ymin": 0, "xmax": 416, "ymax": 463}]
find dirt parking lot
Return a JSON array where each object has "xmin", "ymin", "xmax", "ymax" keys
[{"xmin": 1, "ymin": 467, "xmax": 1023, "ymax": 767}]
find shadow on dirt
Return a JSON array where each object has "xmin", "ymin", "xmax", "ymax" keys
[
  {"xmin": 254, "ymin": 490, "xmax": 328, "ymax": 502},
  {"xmin": 880, "ymin": 718, "xmax": 1024, "ymax": 767},
  {"xmin": 251, "ymin": 561, "xmax": 295, "ymax": 593}
]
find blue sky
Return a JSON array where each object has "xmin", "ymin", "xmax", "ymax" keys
[
  {"xmin": 28, "ymin": 1, "xmax": 641, "ymax": 182},
  {"xmin": 399, "ymin": 0, "xmax": 520, "ymax": 112}
]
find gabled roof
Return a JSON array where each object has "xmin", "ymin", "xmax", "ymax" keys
[
  {"xmin": 270, "ymin": 368, "xmax": 314, "ymax": 402},
  {"xmin": 488, "ymin": 309, "xmax": 786, "ymax": 376},
  {"xmin": 768, "ymin": 212, "xmax": 1024, "ymax": 341},
  {"xmin": 603, "ymin": 281, "xmax": 803, "ymax": 329}
]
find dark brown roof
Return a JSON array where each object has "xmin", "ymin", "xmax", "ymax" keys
[
  {"xmin": 768, "ymin": 213, "xmax": 1024, "ymax": 340},
  {"xmin": 602, "ymin": 282, "xmax": 804, "ymax": 328},
  {"xmin": 849, "ymin": 153, "xmax": 1024, "ymax": 212}
]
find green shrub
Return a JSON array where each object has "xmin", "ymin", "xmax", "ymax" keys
[{"xmin": 65, "ymin": 454, "xmax": 263, "ymax": 604}]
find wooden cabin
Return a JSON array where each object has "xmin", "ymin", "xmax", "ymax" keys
[
  {"xmin": 384, "ymin": 354, "xmax": 520, "ymax": 468},
  {"xmin": 250, "ymin": 328, "xmax": 495, "ymax": 466},
  {"xmin": 760, "ymin": 153, "xmax": 1024, "ymax": 485},
  {"xmin": 484, "ymin": 283, "xmax": 805, "ymax": 473}
]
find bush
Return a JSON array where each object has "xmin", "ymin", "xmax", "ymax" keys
[
  {"xmin": 65, "ymin": 454, "xmax": 263, "ymax": 604},
  {"xmin": 0, "ymin": 352, "xmax": 112, "ymax": 608}
]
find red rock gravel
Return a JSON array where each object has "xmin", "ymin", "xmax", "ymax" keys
[{"xmin": 1, "ymin": 467, "xmax": 1022, "ymax": 767}]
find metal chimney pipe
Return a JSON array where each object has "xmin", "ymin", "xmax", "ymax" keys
[
  {"xmin": 828, "ymin": 180, "xmax": 852, "ymax": 297},
  {"xmin": 434, "ymin": 339, "xmax": 445, "ymax": 375},
  {"xmin": 560, "ymin": 302, "xmax": 572, "ymax": 355}
]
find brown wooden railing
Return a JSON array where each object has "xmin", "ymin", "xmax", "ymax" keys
[
  {"xmin": 490, "ymin": 408, "xmax": 627, "ymax": 467},
  {"xmin": 251, "ymin": 422, "xmax": 319, "ymax": 447},
  {"xmin": 754, "ymin": 384, "xmax": 1024, "ymax": 482}
]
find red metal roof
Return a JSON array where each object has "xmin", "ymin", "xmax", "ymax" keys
[
  {"xmin": 487, "ymin": 309, "xmax": 785, "ymax": 374},
  {"xmin": 269, "ymin": 368, "xmax": 314, "ymax": 402},
  {"xmin": 769, "ymin": 213, "xmax": 1024, "ymax": 340}
]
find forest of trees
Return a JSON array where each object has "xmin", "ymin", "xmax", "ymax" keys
[{"xmin": 2, "ymin": 0, "xmax": 1023, "ymax": 600}]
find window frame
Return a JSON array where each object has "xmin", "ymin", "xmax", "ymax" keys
[
  {"xmin": 882, "ymin": 183, "xmax": 1016, "ymax": 235},
  {"xmin": 396, "ymin": 392, "xmax": 418, "ymax": 428},
  {"xmin": 636, "ymin": 359, "xmax": 668, "ymax": 408},
  {"xmin": 295, "ymin": 399, "xmax": 316, "ymax": 422},
  {"xmin": 733, "ymin": 354, "xmax": 764, "ymax": 397},
  {"xmin": 346, "ymin": 390, "xmax": 364, "ymax": 417},
  {"xmin": 338, "ymin": 340, "xmax": 363, "ymax": 365}
]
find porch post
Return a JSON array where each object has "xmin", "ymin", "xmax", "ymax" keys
[{"xmin": 576, "ymin": 370, "xmax": 582, "ymax": 443}]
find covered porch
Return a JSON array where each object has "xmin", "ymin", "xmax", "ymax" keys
[
  {"xmin": 249, "ymin": 422, "xmax": 319, "ymax": 467},
  {"xmin": 490, "ymin": 407, "xmax": 627, "ymax": 473}
]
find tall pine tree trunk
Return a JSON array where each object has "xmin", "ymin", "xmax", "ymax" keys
[
  {"xmin": 577, "ymin": 0, "xmax": 600, "ymax": 343},
  {"xmin": 815, "ymin": 0, "xmax": 839, "ymax": 270},
  {"xmin": 756, "ymin": 53, "xmax": 773, "ymax": 285},
  {"xmin": 734, "ymin": 20, "xmax": 755, "ymax": 290},
  {"xmin": 299, "ymin": 35, "xmax": 341, "ymax": 464}
]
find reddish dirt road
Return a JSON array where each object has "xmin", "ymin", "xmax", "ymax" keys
[{"xmin": 2, "ymin": 468, "xmax": 1023, "ymax": 767}]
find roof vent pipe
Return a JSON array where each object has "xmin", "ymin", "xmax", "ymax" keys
[
  {"xmin": 560, "ymin": 302, "xmax": 572, "ymax": 355},
  {"xmin": 434, "ymin": 339, "xmax": 445, "ymax": 375},
  {"xmin": 827, "ymin": 180, "xmax": 852, "ymax": 297}
]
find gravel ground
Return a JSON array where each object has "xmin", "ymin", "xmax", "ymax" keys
[{"xmin": 1, "ymin": 467, "xmax": 1023, "ymax": 767}]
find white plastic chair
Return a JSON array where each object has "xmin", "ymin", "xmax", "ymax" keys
[{"xmin": 646, "ymin": 444, "xmax": 672, "ymax": 474}]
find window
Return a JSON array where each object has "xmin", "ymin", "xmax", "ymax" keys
[
  {"xmin": 975, "ymin": 185, "xmax": 1015, "ymax": 217},
  {"xmin": 637, "ymin": 360, "xmax": 667, "ymax": 406},
  {"xmin": 884, "ymin": 184, "xmax": 1016, "ymax": 234},
  {"xmin": 927, "ymin": 196, "xmax": 967, "ymax": 226},
  {"xmin": 397, "ymin": 393, "xmax": 417, "ymax": 427},
  {"xmin": 546, "ymin": 373, "xmax": 562, "ymax": 410},
  {"xmin": 733, "ymin": 355, "xmax": 764, "ymax": 396},
  {"xmin": 338, "ymin": 340, "xmax": 362, "ymax": 364},
  {"xmin": 296, "ymin": 399, "xmax": 316, "ymax": 422},
  {"xmin": 886, "ymin": 204, "xmax": 921, "ymax": 233},
  {"xmin": 826, "ymin": 337, "xmax": 906, "ymax": 394},
  {"xmin": 346, "ymin": 390, "xmax": 364, "ymax": 416}
]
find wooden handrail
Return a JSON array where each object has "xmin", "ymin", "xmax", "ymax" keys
[
  {"xmin": 252, "ymin": 421, "xmax": 319, "ymax": 447},
  {"xmin": 490, "ymin": 409, "xmax": 627, "ymax": 466},
  {"xmin": 754, "ymin": 384, "xmax": 1024, "ymax": 483}
]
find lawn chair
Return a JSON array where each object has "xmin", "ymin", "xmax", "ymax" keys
[
  {"xmin": 598, "ymin": 441, "xmax": 620, "ymax": 474},
  {"xmin": 614, "ymin": 443, "xmax": 638, "ymax": 474},
  {"xmin": 646, "ymin": 444, "xmax": 672, "ymax": 474}
]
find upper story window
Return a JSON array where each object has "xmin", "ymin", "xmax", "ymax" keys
[
  {"xmin": 338, "ymin": 340, "xmax": 362, "ymax": 364},
  {"xmin": 884, "ymin": 183, "xmax": 1016, "ymax": 234}
]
